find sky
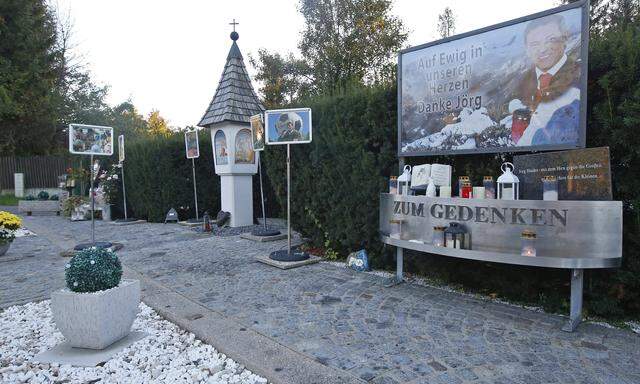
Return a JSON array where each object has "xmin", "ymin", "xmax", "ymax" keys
[{"xmin": 56, "ymin": 0, "xmax": 559, "ymax": 128}]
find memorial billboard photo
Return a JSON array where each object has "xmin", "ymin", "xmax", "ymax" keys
[
  {"xmin": 399, "ymin": 1, "xmax": 588, "ymax": 156},
  {"xmin": 265, "ymin": 108, "xmax": 312, "ymax": 145},
  {"xmin": 68, "ymin": 124, "xmax": 114, "ymax": 156}
]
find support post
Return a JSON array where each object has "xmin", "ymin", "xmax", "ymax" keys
[
  {"xmin": 121, "ymin": 162, "xmax": 128, "ymax": 220},
  {"xmin": 396, "ymin": 247, "xmax": 403, "ymax": 282},
  {"xmin": 192, "ymin": 158, "xmax": 199, "ymax": 220},
  {"xmin": 258, "ymin": 154, "xmax": 267, "ymax": 230},
  {"xmin": 562, "ymin": 268, "xmax": 584, "ymax": 332},
  {"xmin": 287, "ymin": 144, "xmax": 291, "ymax": 255},
  {"xmin": 90, "ymin": 154, "xmax": 95, "ymax": 244}
]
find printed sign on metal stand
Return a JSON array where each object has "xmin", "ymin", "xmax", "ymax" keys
[
  {"xmin": 250, "ymin": 114, "xmax": 280, "ymax": 237},
  {"xmin": 185, "ymin": 129, "xmax": 201, "ymax": 222},
  {"xmin": 68, "ymin": 124, "xmax": 114, "ymax": 250},
  {"xmin": 265, "ymin": 108, "xmax": 312, "ymax": 261}
]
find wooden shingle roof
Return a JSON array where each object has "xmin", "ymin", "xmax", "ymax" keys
[{"xmin": 198, "ymin": 34, "xmax": 264, "ymax": 127}]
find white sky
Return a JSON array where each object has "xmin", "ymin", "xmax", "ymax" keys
[{"xmin": 56, "ymin": 0, "xmax": 559, "ymax": 128}]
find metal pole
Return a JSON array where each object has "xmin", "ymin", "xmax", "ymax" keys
[
  {"xmin": 121, "ymin": 162, "xmax": 128, "ymax": 220},
  {"xmin": 192, "ymin": 158, "xmax": 199, "ymax": 220},
  {"xmin": 90, "ymin": 154, "xmax": 95, "ymax": 244},
  {"xmin": 287, "ymin": 144, "xmax": 291, "ymax": 255},
  {"xmin": 563, "ymin": 269, "xmax": 584, "ymax": 332},
  {"xmin": 258, "ymin": 153, "xmax": 267, "ymax": 230}
]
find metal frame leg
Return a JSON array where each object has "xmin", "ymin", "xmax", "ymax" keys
[
  {"xmin": 385, "ymin": 247, "xmax": 404, "ymax": 287},
  {"xmin": 562, "ymin": 269, "xmax": 583, "ymax": 332}
]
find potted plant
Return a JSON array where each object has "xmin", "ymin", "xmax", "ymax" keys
[
  {"xmin": 51, "ymin": 247, "xmax": 140, "ymax": 349},
  {"xmin": 18, "ymin": 190, "xmax": 61, "ymax": 215},
  {"xmin": 0, "ymin": 211, "xmax": 21, "ymax": 256}
]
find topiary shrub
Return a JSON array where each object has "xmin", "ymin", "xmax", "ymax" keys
[
  {"xmin": 37, "ymin": 191, "xmax": 49, "ymax": 200},
  {"xmin": 65, "ymin": 247, "xmax": 122, "ymax": 293},
  {"xmin": 24, "ymin": 195, "xmax": 36, "ymax": 201},
  {"xmin": 50, "ymin": 194, "xmax": 59, "ymax": 201}
]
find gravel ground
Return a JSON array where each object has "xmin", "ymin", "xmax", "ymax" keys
[{"xmin": 0, "ymin": 301, "xmax": 268, "ymax": 384}]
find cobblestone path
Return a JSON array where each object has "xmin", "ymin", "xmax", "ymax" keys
[{"xmin": 2, "ymin": 214, "xmax": 639, "ymax": 384}]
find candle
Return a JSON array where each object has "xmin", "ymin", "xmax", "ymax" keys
[
  {"xmin": 432, "ymin": 226, "xmax": 446, "ymax": 247},
  {"xmin": 542, "ymin": 176, "xmax": 558, "ymax": 201},
  {"xmin": 461, "ymin": 182, "xmax": 472, "ymax": 198},
  {"xmin": 521, "ymin": 230, "xmax": 537, "ymax": 257},
  {"xmin": 473, "ymin": 187, "xmax": 485, "ymax": 199},
  {"xmin": 439, "ymin": 186, "xmax": 451, "ymax": 198},
  {"xmin": 483, "ymin": 176, "xmax": 495, "ymax": 199}
]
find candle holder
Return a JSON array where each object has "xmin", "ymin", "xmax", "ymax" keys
[
  {"xmin": 461, "ymin": 181, "xmax": 472, "ymax": 198},
  {"xmin": 542, "ymin": 175, "xmax": 558, "ymax": 201},
  {"xmin": 521, "ymin": 230, "xmax": 537, "ymax": 257},
  {"xmin": 439, "ymin": 186, "xmax": 452, "ymax": 198},
  {"xmin": 458, "ymin": 176, "xmax": 470, "ymax": 197},
  {"xmin": 444, "ymin": 222, "xmax": 470, "ymax": 249},
  {"xmin": 432, "ymin": 226, "xmax": 446, "ymax": 247},
  {"xmin": 389, "ymin": 176, "xmax": 398, "ymax": 194},
  {"xmin": 473, "ymin": 186, "xmax": 485, "ymax": 199},
  {"xmin": 483, "ymin": 176, "xmax": 495, "ymax": 199}
]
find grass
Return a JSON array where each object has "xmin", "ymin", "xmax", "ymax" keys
[{"xmin": 0, "ymin": 194, "xmax": 19, "ymax": 206}]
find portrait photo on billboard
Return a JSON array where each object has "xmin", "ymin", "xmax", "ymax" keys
[
  {"xmin": 265, "ymin": 108, "xmax": 312, "ymax": 145},
  {"xmin": 250, "ymin": 114, "xmax": 265, "ymax": 151},
  {"xmin": 399, "ymin": 1, "xmax": 588, "ymax": 156},
  {"xmin": 184, "ymin": 130, "xmax": 200, "ymax": 159},
  {"xmin": 68, "ymin": 124, "xmax": 114, "ymax": 156}
]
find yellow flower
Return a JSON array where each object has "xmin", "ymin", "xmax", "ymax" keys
[{"xmin": 0, "ymin": 211, "xmax": 21, "ymax": 230}]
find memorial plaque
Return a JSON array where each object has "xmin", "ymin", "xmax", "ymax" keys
[{"xmin": 513, "ymin": 147, "xmax": 612, "ymax": 200}]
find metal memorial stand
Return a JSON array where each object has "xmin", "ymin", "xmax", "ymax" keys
[
  {"xmin": 269, "ymin": 144, "xmax": 308, "ymax": 262},
  {"xmin": 191, "ymin": 157, "xmax": 200, "ymax": 222},
  {"xmin": 252, "ymin": 154, "xmax": 281, "ymax": 237},
  {"xmin": 385, "ymin": 157, "xmax": 405, "ymax": 288},
  {"xmin": 73, "ymin": 154, "xmax": 112, "ymax": 251},
  {"xmin": 121, "ymin": 161, "xmax": 128, "ymax": 220}
]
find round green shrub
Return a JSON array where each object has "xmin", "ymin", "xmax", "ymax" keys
[
  {"xmin": 49, "ymin": 194, "xmax": 59, "ymax": 201},
  {"xmin": 65, "ymin": 247, "xmax": 122, "ymax": 293},
  {"xmin": 37, "ymin": 191, "xmax": 49, "ymax": 200},
  {"xmin": 25, "ymin": 195, "xmax": 36, "ymax": 201}
]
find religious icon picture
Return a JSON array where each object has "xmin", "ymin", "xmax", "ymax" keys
[
  {"xmin": 214, "ymin": 130, "xmax": 228, "ymax": 165},
  {"xmin": 184, "ymin": 130, "xmax": 200, "ymax": 159},
  {"xmin": 250, "ymin": 114, "xmax": 265, "ymax": 151},
  {"xmin": 68, "ymin": 124, "xmax": 114, "ymax": 156},
  {"xmin": 118, "ymin": 135, "xmax": 125, "ymax": 163},
  {"xmin": 235, "ymin": 129, "xmax": 255, "ymax": 164},
  {"xmin": 265, "ymin": 108, "xmax": 312, "ymax": 145}
]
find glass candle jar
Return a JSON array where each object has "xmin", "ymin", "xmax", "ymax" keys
[
  {"xmin": 432, "ymin": 226, "xmax": 446, "ymax": 247},
  {"xmin": 473, "ymin": 187, "xmax": 485, "ymax": 199},
  {"xmin": 461, "ymin": 181, "xmax": 472, "ymax": 198},
  {"xmin": 483, "ymin": 176, "xmax": 495, "ymax": 199},
  {"xmin": 542, "ymin": 175, "xmax": 558, "ymax": 201},
  {"xmin": 439, "ymin": 186, "xmax": 451, "ymax": 198},
  {"xmin": 521, "ymin": 230, "xmax": 537, "ymax": 257},
  {"xmin": 389, "ymin": 176, "xmax": 398, "ymax": 194},
  {"xmin": 458, "ymin": 176, "xmax": 470, "ymax": 197}
]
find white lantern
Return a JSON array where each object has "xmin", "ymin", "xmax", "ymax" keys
[
  {"xmin": 497, "ymin": 162, "xmax": 519, "ymax": 200},
  {"xmin": 397, "ymin": 165, "xmax": 412, "ymax": 195}
]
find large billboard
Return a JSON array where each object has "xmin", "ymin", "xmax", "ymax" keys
[{"xmin": 398, "ymin": 1, "xmax": 588, "ymax": 156}]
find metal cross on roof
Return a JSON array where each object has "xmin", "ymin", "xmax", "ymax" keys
[{"xmin": 229, "ymin": 19, "xmax": 239, "ymax": 32}]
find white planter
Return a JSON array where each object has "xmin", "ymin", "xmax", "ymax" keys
[
  {"xmin": 102, "ymin": 204, "xmax": 112, "ymax": 221},
  {"xmin": 18, "ymin": 200, "xmax": 61, "ymax": 215},
  {"xmin": 51, "ymin": 279, "xmax": 140, "ymax": 349},
  {"xmin": 0, "ymin": 242, "xmax": 10, "ymax": 256}
]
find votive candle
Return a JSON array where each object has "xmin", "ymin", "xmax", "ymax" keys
[{"xmin": 439, "ymin": 186, "xmax": 451, "ymax": 198}]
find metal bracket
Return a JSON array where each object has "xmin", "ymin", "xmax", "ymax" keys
[{"xmin": 385, "ymin": 247, "xmax": 404, "ymax": 288}]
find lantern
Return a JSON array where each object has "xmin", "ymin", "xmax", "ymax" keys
[
  {"xmin": 497, "ymin": 162, "xmax": 520, "ymax": 200},
  {"xmin": 397, "ymin": 165, "xmax": 412, "ymax": 195},
  {"xmin": 444, "ymin": 222, "xmax": 469, "ymax": 249},
  {"xmin": 202, "ymin": 211, "xmax": 212, "ymax": 232}
]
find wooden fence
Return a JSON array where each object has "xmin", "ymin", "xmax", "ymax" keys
[{"xmin": 0, "ymin": 156, "xmax": 74, "ymax": 190}]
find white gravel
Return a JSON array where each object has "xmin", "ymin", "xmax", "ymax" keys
[{"xmin": 0, "ymin": 301, "xmax": 268, "ymax": 384}]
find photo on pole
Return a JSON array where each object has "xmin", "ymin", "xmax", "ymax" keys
[
  {"xmin": 265, "ymin": 108, "xmax": 312, "ymax": 145},
  {"xmin": 68, "ymin": 124, "xmax": 114, "ymax": 156},
  {"xmin": 398, "ymin": 1, "xmax": 588, "ymax": 156},
  {"xmin": 250, "ymin": 114, "xmax": 265, "ymax": 151},
  {"xmin": 184, "ymin": 130, "xmax": 200, "ymax": 159},
  {"xmin": 118, "ymin": 135, "xmax": 125, "ymax": 163}
]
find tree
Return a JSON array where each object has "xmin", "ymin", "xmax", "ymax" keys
[
  {"xmin": 298, "ymin": 0, "xmax": 407, "ymax": 92},
  {"xmin": 249, "ymin": 49, "xmax": 309, "ymax": 108},
  {"xmin": 437, "ymin": 7, "xmax": 455, "ymax": 38},
  {"xmin": 146, "ymin": 110, "xmax": 171, "ymax": 136},
  {"xmin": 0, "ymin": 0, "xmax": 63, "ymax": 155}
]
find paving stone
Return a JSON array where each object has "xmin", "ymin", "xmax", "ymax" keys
[{"xmin": 3, "ymin": 214, "xmax": 640, "ymax": 384}]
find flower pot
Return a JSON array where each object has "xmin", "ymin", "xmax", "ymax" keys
[
  {"xmin": 0, "ymin": 242, "xmax": 10, "ymax": 256},
  {"xmin": 51, "ymin": 279, "xmax": 140, "ymax": 349}
]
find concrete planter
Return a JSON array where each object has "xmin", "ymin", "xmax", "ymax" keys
[
  {"xmin": 18, "ymin": 200, "xmax": 61, "ymax": 216},
  {"xmin": 102, "ymin": 204, "xmax": 112, "ymax": 221},
  {"xmin": 51, "ymin": 279, "xmax": 140, "ymax": 350},
  {"xmin": 0, "ymin": 242, "xmax": 10, "ymax": 256}
]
